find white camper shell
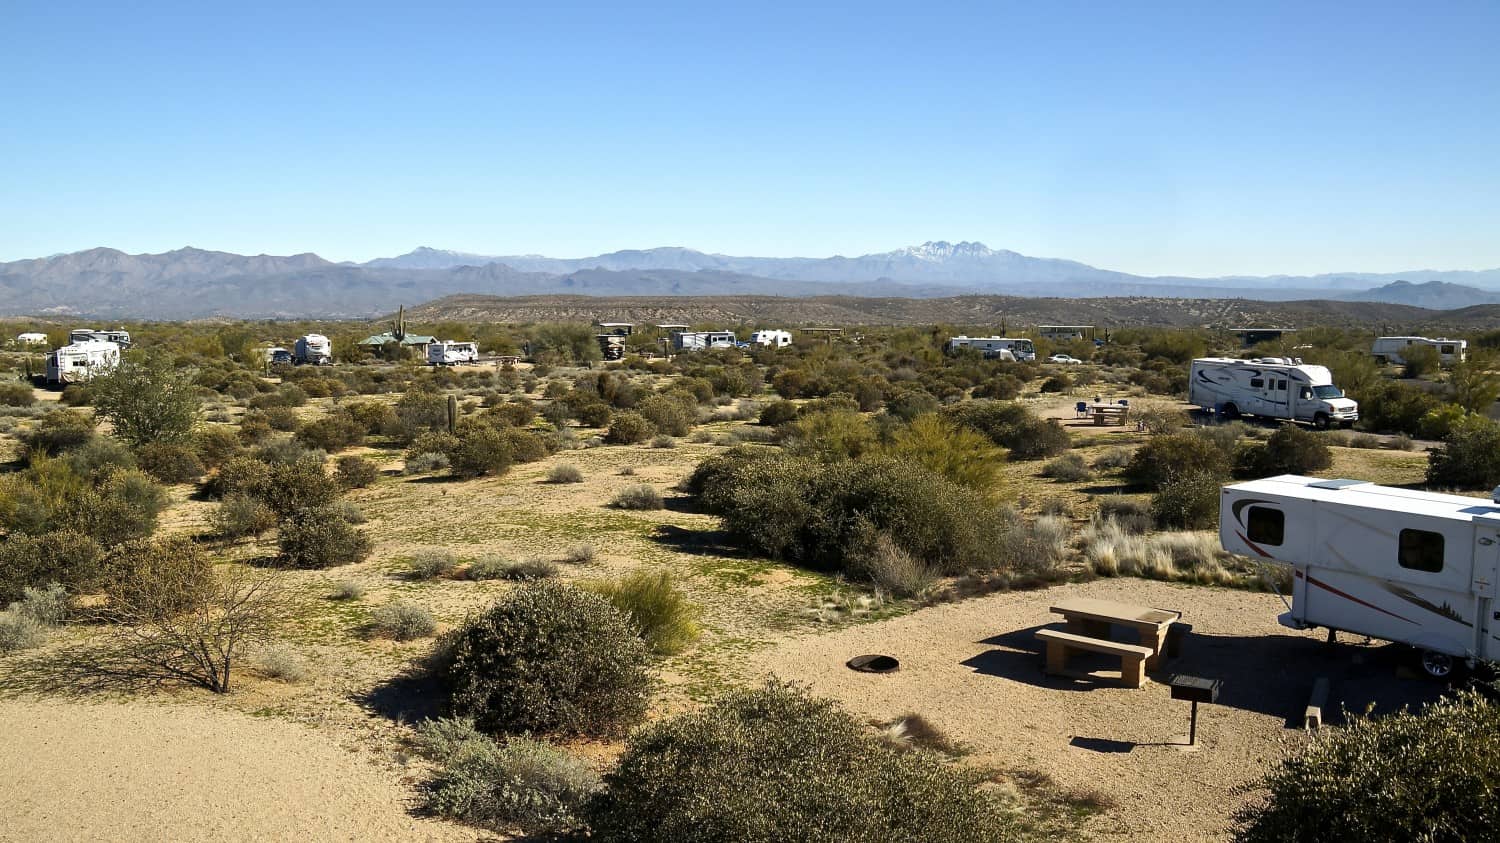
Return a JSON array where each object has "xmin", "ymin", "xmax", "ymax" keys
[
  {"xmin": 672, "ymin": 331, "xmax": 737, "ymax": 351},
  {"xmin": 1371, "ymin": 336, "xmax": 1467, "ymax": 366},
  {"xmin": 1221, "ymin": 475, "xmax": 1500, "ymax": 678},
  {"xmin": 46, "ymin": 340, "xmax": 121, "ymax": 384},
  {"xmin": 1188, "ymin": 357, "xmax": 1358, "ymax": 428},
  {"xmin": 945, "ymin": 336, "xmax": 1036, "ymax": 361},
  {"xmin": 749, "ymin": 329, "xmax": 792, "ymax": 349},
  {"xmin": 69, "ymin": 328, "xmax": 131, "ymax": 348},
  {"xmin": 294, "ymin": 334, "xmax": 332, "ymax": 366},
  {"xmin": 428, "ymin": 341, "xmax": 479, "ymax": 366}
]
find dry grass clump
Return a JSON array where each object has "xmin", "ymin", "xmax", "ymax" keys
[
  {"xmin": 1091, "ymin": 446, "xmax": 1135, "ymax": 471},
  {"xmin": 546, "ymin": 463, "xmax": 585, "ymax": 484},
  {"xmin": 1041, "ymin": 453, "xmax": 1092, "ymax": 482},
  {"xmin": 650, "ymin": 434, "xmax": 677, "ymax": 449},
  {"xmin": 876, "ymin": 713, "xmax": 968, "ymax": 756},
  {"xmin": 859, "ymin": 533, "xmax": 936, "ymax": 598},
  {"xmin": 255, "ymin": 644, "xmax": 311, "ymax": 683},
  {"xmin": 408, "ymin": 549, "xmax": 459, "ymax": 580},
  {"xmin": 469, "ymin": 556, "xmax": 560, "ymax": 581},
  {"xmin": 369, "ymin": 600, "xmax": 438, "ymax": 641},
  {"xmin": 585, "ymin": 569, "xmax": 702, "ymax": 655},
  {"xmin": 1079, "ymin": 516, "xmax": 1238, "ymax": 585},
  {"xmin": 611, "ymin": 483, "xmax": 664, "ymax": 510},
  {"xmin": 560, "ymin": 543, "xmax": 596, "ymax": 565},
  {"xmin": 329, "ymin": 579, "xmax": 366, "ymax": 600}
]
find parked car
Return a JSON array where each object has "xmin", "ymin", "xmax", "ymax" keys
[{"xmin": 1047, "ymin": 354, "xmax": 1081, "ymax": 364}]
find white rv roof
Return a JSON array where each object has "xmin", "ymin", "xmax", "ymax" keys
[{"xmin": 1224, "ymin": 475, "xmax": 1500, "ymax": 524}]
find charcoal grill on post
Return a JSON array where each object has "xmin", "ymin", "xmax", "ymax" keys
[{"xmin": 1168, "ymin": 674, "xmax": 1220, "ymax": 746}]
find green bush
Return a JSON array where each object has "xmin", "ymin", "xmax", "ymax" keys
[
  {"xmin": 62, "ymin": 436, "xmax": 136, "ymax": 480},
  {"xmin": 585, "ymin": 570, "xmax": 701, "ymax": 655},
  {"xmin": 19, "ymin": 409, "xmax": 96, "ymax": 455},
  {"xmin": 296, "ymin": 413, "xmax": 366, "ymax": 453},
  {"xmin": 209, "ymin": 493, "xmax": 278, "ymax": 540},
  {"xmin": 1041, "ymin": 452, "xmax": 1092, "ymax": 482},
  {"xmin": 104, "ymin": 535, "xmax": 215, "ymax": 618},
  {"xmin": 546, "ymin": 463, "xmax": 584, "ymax": 484},
  {"xmin": 59, "ymin": 469, "xmax": 169, "ymax": 548},
  {"xmin": 605, "ymin": 411, "xmax": 656, "ymax": 445},
  {"xmin": 450, "ymin": 425, "xmax": 515, "ymax": 478},
  {"xmin": 0, "ymin": 381, "xmax": 36, "ymax": 407},
  {"xmin": 1232, "ymin": 689, "xmax": 1500, "ymax": 843},
  {"xmin": 758, "ymin": 400, "xmax": 800, "ymax": 426},
  {"xmin": 259, "ymin": 457, "xmax": 341, "ymax": 516},
  {"xmin": 445, "ymin": 582, "xmax": 651, "ymax": 737},
  {"xmin": 636, "ymin": 393, "xmax": 695, "ymax": 437},
  {"xmin": 90, "ymin": 355, "xmax": 200, "ymax": 446},
  {"xmin": 587, "ymin": 681, "xmax": 1011, "ymax": 843},
  {"xmin": 1150, "ymin": 472, "xmax": 1223, "ymax": 529},
  {"xmin": 1039, "ymin": 373, "xmax": 1072, "ymax": 393},
  {"xmin": 404, "ymin": 451, "xmax": 450, "ymax": 475},
  {"xmin": 0, "ymin": 607, "xmax": 46, "ymax": 652},
  {"xmin": 1427, "ymin": 418, "xmax": 1500, "ymax": 490},
  {"xmin": 1125, "ymin": 432, "xmax": 1231, "ymax": 490},
  {"xmin": 135, "ymin": 442, "xmax": 206, "ymax": 483},
  {"xmin": 415, "ymin": 718, "xmax": 600, "ymax": 836},
  {"xmin": 409, "ymin": 549, "xmax": 458, "ymax": 580},
  {"xmin": 277, "ymin": 506, "xmax": 372, "ymax": 569},
  {"xmin": 780, "ymin": 409, "xmax": 876, "ymax": 461},
  {"xmin": 1355, "ymin": 380, "xmax": 1442, "ymax": 436},
  {"xmin": 1234, "ymin": 425, "xmax": 1333, "ymax": 479},
  {"xmin": 944, "ymin": 401, "xmax": 1070, "ymax": 460},
  {"xmin": 0, "ymin": 531, "xmax": 105, "ymax": 604},
  {"xmin": 334, "ymin": 455, "xmax": 379, "ymax": 488},
  {"xmin": 193, "ymin": 425, "xmax": 243, "ymax": 468},
  {"xmin": 882, "ymin": 414, "xmax": 1004, "ymax": 490}
]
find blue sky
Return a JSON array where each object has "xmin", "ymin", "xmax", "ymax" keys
[{"xmin": 3, "ymin": 0, "xmax": 1497, "ymax": 276}]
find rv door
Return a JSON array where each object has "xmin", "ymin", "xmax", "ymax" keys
[{"xmin": 1474, "ymin": 524, "xmax": 1500, "ymax": 661}]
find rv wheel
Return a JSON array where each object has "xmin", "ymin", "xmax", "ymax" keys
[
  {"xmin": 1313, "ymin": 413, "xmax": 1330, "ymax": 430},
  {"xmin": 1420, "ymin": 650, "xmax": 1457, "ymax": 679},
  {"xmin": 1221, "ymin": 403, "xmax": 1240, "ymax": 420}
]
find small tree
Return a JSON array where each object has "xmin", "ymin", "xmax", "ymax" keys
[
  {"xmin": 883, "ymin": 413, "xmax": 1004, "ymax": 491},
  {"xmin": 90, "ymin": 354, "xmax": 200, "ymax": 447},
  {"xmin": 1427, "ymin": 418, "xmax": 1500, "ymax": 489},
  {"xmin": 1449, "ymin": 353, "xmax": 1500, "ymax": 415},
  {"xmin": 277, "ymin": 506, "xmax": 372, "ymax": 568}
]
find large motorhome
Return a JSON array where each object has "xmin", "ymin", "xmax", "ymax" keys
[
  {"xmin": 749, "ymin": 329, "xmax": 792, "ymax": 348},
  {"xmin": 1221, "ymin": 475, "xmax": 1500, "ymax": 678},
  {"xmin": 294, "ymin": 334, "xmax": 333, "ymax": 365},
  {"xmin": 672, "ymin": 330, "xmax": 737, "ymax": 352},
  {"xmin": 1371, "ymin": 336, "xmax": 1468, "ymax": 366},
  {"xmin": 69, "ymin": 328, "xmax": 131, "ymax": 347},
  {"xmin": 428, "ymin": 340, "xmax": 479, "ymax": 366},
  {"xmin": 1188, "ymin": 357, "xmax": 1358, "ymax": 428},
  {"xmin": 45, "ymin": 340, "xmax": 121, "ymax": 384},
  {"xmin": 945, "ymin": 336, "xmax": 1036, "ymax": 361}
]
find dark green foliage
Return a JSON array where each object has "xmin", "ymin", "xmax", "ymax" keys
[
  {"xmin": 605, "ymin": 411, "xmax": 656, "ymax": 445},
  {"xmin": 944, "ymin": 400, "xmax": 1070, "ymax": 460},
  {"xmin": 19, "ymin": 409, "xmax": 96, "ymax": 455},
  {"xmin": 0, "ymin": 381, "xmax": 36, "ymax": 407},
  {"xmin": 1234, "ymin": 425, "xmax": 1333, "ymax": 479},
  {"xmin": 0, "ymin": 531, "xmax": 105, "ymax": 604},
  {"xmin": 334, "ymin": 455, "xmax": 379, "ymax": 488},
  {"xmin": 636, "ymin": 393, "xmax": 696, "ymax": 436},
  {"xmin": 395, "ymin": 389, "xmax": 450, "ymax": 441},
  {"xmin": 135, "ymin": 442, "xmax": 206, "ymax": 483},
  {"xmin": 1427, "ymin": 418, "xmax": 1500, "ymax": 490},
  {"xmin": 1039, "ymin": 373, "xmax": 1072, "ymax": 393},
  {"xmin": 1125, "ymin": 433, "xmax": 1231, "ymax": 490},
  {"xmin": 1151, "ymin": 473, "xmax": 1223, "ymax": 529},
  {"xmin": 587, "ymin": 681, "xmax": 1011, "ymax": 843},
  {"xmin": 1355, "ymin": 380, "xmax": 1442, "ymax": 436},
  {"xmin": 758, "ymin": 400, "xmax": 800, "ymax": 426},
  {"xmin": 192, "ymin": 425, "xmax": 243, "ymax": 468},
  {"xmin": 445, "ymin": 582, "xmax": 651, "ymax": 738},
  {"xmin": 90, "ymin": 355, "xmax": 200, "ymax": 446},
  {"xmin": 972, "ymin": 373, "xmax": 1023, "ymax": 400},
  {"xmin": 1233, "ymin": 690, "xmax": 1500, "ymax": 843},
  {"xmin": 885, "ymin": 389, "xmax": 939, "ymax": 422},
  {"xmin": 259, "ymin": 457, "xmax": 341, "ymax": 516},
  {"xmin": 207, "ymin": 455, "xmax": 272, "ymax": 500},
  {"xmin": 277, "ymin": 506, "xmax": 372, "ymax": 568},
  {"xmin": 209, "ymin": 493, "xmax": 277, "ymax": 539},
  {"xmin": 450, "ymin": 425, "xmax": 516, "ymax": 478},
  {"xmin": 295, "ymin": 412, "xmax": 366, "ymax": 453}
]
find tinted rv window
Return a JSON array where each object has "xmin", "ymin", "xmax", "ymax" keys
[
  {"xmin": 1398, "ymin": 529, "xmax": 1444, "ymax": 573},
  {"xmin": 1246, "ymin": 507, "xmax": 1284, "ymax": 546},
  {"xmin": 1249, "ymin": 378, "xmax": 1264, "ymax": 388},
  {"xmin": 1442, "ymin": 345, "xmax": 1455, "ymax": 355}
]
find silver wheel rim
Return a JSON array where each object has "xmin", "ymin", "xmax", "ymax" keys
[{"xmin": 1422, "ymin": 651, "xmax": 1453, "ymax": 677}]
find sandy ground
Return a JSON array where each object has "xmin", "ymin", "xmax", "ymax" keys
[
  {"xmin": 0, "ymin": 699, "xmax": 480, "ymax": 843},
  {"xmin": 751, "ymin": 577, "xmax": 1442, "ymax": 842}
]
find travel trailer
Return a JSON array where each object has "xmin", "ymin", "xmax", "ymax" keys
[
  {"xmin": 1221, "ymin": 474, "xmax": 1500, "ymax": 678},
  {"xmin": 16, "ymin": 332, "xmax": 48, "ymax": 345},
  {"xmin": 294, "ymin": 334, "xmax": 333, "ymax": 365},
  {"xmin": 428, "ymin": 340, "xmax": 479, "ymax": 366},
  {"xmin": 945, "ymin": 336, "xmax": 1036, "ymax": 361},
  {"xmin": 672, "ymin": 331, "xmax": 737, "ymax": 352},
  {"xmin": 1371, "ymin": 336, "xmax": 1468, "ymax": 366},
  {"xmin": 45, "ymin": 340, "xmax": 121, "ymax": 384},
  {"xmin": 749, "ymin": 329, "xmax": 793, "ymax": 348},
  {"xmin": 1188, "ymin": 357, "xmax": 1358, "ymax": 428},
  {"xmin": 69, "ymin": 328, "xmax": 131, "ymax": 347}
]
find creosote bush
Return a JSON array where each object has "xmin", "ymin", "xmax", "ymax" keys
[
  {"xmin": 277, "ymin": 506, "xmax": 373, "ymax": 569},
  {"xmin": 585, "ymin": 570, "xmax": 701, "ymax": 655},
  {"xmin": 334, "ymin": 455, "xmax": 379, "ymax": 488},
  {"xmin": 605, "ymin": 411, "xmax": 656, "ymax": 445},
  {"xmin": 1125, "ymin": 432, "xmax": 1230, "ymax": 490},
  {"xmin": 135, "ymin": 442, "xmax": 205, "ymax": 483},
  {"xmin": 1235, "ymin": 424, "xmax": 1332, "ymax": 479},
  {"xmin": 444, "ymin": 582, "xmax": 650, "ymax": 737},
  {"xmin": 1041, "ymin": 452, "xmax": 1092, "ymax": 482}
]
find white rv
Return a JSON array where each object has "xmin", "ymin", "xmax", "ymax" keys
[
  {"xmin": 1188, "ymin": 357, "xmax": 1358, "ymax": 429},
  {"xmin": 69, "ymin": 328, "xmax": 131, "ymax": 347},
  {"xmin": 45, "ymin": 340, "xmax": 121, "ymax": 384},
  {"xmin": 1221, "ymin": 475, "xmax": 1500, "ymax": 678},
  {"xmin": 16, "ymin": 332, "xmax": 48, "ymax": 345},
  {"xmin": 749, "ymin": 329, "xmax": 792, "ymax": 349},
  {"xmin": 672, "ymin": 331, "xmax": 737, "ymax": 351},
  {"xmin": 428, "ymin": 341, "xmax": 479, "ymax": 366},
  {"xmin": 1371, "ymin": 336, "xmax": 1467, "ymax": 366},
  {"xmin": 945, "ymin": 336, "xmax": 1036, "ymax": 362},
  {"xmin": 294, "ymin": 334, "xmax": 332, "ymax": 366}
]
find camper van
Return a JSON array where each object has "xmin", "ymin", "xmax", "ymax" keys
[
  {"xmin": 1188, "ymin": 357, "xmax": 1358, "ymax": 429},
  {"xmin": 69, "ymin": 328, "xmax": 131, "ymax": 348},
  {"xmin": 45, "ymin": 340, "xmax": 120, "ymax": 384},
  {"xmin": 672, "ymin": 331, "xmax": 737, "ymax": 352},
  {"xmin": 294, "ymin": 334, "xmax": 333, "ymax": 366},
  {"xmin": 945, "ymin": 336, "xmax": 1036, "ymax": 361},
  {"xmin": 749, "ymin": 329, "xmax": 793, "ymax": 349},
  {"xmin": 1221, "ymin": 475, "xmax": 1500, "ymax": 678},
  {"xmin": 428, "ymin": 341, "xmax": 479, "ymax": 366},
  {"xmin": 1371, "ymin": 336, "xmax": 1468, "ymax": 366},
  {"xmin": 16, "ymin": 332, "xmax": 48, "ymax": 346}
]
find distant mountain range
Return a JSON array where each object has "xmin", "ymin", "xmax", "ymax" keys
[{"xmin": 1, "ymin": 241, "xmax": 1497, "ymax": 319}]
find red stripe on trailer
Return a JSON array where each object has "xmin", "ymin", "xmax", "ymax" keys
[{"xmin": 1306, "ymin": 574, "xmax": 1416, "ymax": 625}]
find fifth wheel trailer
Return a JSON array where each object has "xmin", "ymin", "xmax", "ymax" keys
[
  {"xmin": 1371, "ymin": 336, "xmax": 1468, "ymax": 366},
  {"xmin": 46, "ymin": 340, "xmax": 121, "ymax": 384},
  {"xmin": 1221, "ymin": 474, "xmax": 1500, "ymax": 678}
]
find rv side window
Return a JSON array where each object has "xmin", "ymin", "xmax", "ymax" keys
[
  {"xmin": 1249, "ymin": 378, "xmax": 1264, "ymax": 388},
  {"xmin": 1299, "ymin": 387, "xmax": 1312, "ymax": 399},
  {"xmin": 1398, "ymin": 529, "xmax": 1444, "ymax": 573},
  {"xmin": 1441, "ymin": 345, "xmax": 1455, "ymax": 355},
  {"xmin": 1246, "ymin": 507, "xmax": 1284, "ymax": 546},
  {"xmin": 1277, "ymin": 380, "xmax": 1287, "ymax": 390}
]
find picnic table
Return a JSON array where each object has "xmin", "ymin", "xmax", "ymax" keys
[
  {"xmin": 1088, "ymin": 404, "xmax": 1130, "ymax": 426},
  {"xmin": 1050, "ymin": 597, "xmax": 1181, "ymax": 671}
]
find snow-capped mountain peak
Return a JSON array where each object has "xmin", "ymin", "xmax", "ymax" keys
[{"xmin": 898, "ymin": 241, "xmax": 996, "ymax": 261}]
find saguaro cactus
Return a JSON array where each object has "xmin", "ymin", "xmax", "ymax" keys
[{"xmin": 447, "ymin": 394, "xmax": 458, "ymax": 434}]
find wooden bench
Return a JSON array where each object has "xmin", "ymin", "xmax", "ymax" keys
[
  {"xmin": 1090, "ymin": 405, "xmax": 1130, "ymax": 426},
  {"xmin": 1035, "ymin": 629, "xmax": 1155, "ymax": 689}
]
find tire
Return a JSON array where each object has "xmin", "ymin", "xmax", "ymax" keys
[
  {"xmin": 1221, "ymin": 403, "xmax": 1241, "ymax": 420},
  {"xmin": 1374, "ymin": 355, "xmax": 1388, "ymax": 366},
  {"xmin": 1313, "ymin": 413, "xmax": 1330, "ymax": 430},
  {"xmin": 1420, "ymin": 649, "xmax": 1460, "ymax": 680}
]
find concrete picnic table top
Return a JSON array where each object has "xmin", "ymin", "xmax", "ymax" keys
[{"xmin": 1050, "ymin": 597, "xmax": 1180, "ymax": 630}]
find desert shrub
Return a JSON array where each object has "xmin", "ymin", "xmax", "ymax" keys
[
  {"xmin": 587, "ymin": 681, "xmax": 1012, "ymax": 843},
  {"xmin": 780, "ymin": 409, "xmax": 877, "ymax": 461},
  {"xmin": 1092, "ymin": 446, "xmax": 1135, "ymax": 471},
  {"xmin": 59, "ymin": 383, "xmax": 91, "ymax": 406},
  {"xmin": 90, "ymin": 355, "xmax": 200, "ymax": 446},
  {"xmin": 135, "ymin": 442, "xmax": 205, "ymax": 483},
  {"xmin": 636, "ymin": 393, "xmax": 695, "ymax": 437},
  {"xmin": 370, "ymin": 600, "xmax": 437, "ymax": 641},
  {"xmin": 259, "ymin": 457, "xmax": 340, "ymax": 516},
  {"xmin": 105, "ymin": 536, "xmax": 216, "ymax": 618},
  {"xmin": 54, "ymin": 468, "xmax": 168, "ymax": 548},
  {"xmin": 395, "ymin": 389, "xmax": 451, "ymax": 440},
  {"xmin": 209, "ymin": 493, "xmax": 278, "ymax": 540},
  {"xmin": 758, "ymin": 400, "xmax": 800, "ymax": 426},
  {"xmin": 649, "ymin": 433, "xmax": 676, "ymax": 449},
  {"xmin": 449, "ymin": 425, "xmax": 515, "ymax": 478},
  {"xmin": 444, "ymin": 582, "xmax": 651, "ymax": 737},
  {"xmin": 1125, "ymin": 432, "xmax": 1231, "ymax": 490},
  {"xmin": 296, "ymin": 413, "xmax": 365, "ymax": 453},
  {"xmin": 254, "ymin": 436, "xmax": 324, "ymax": 465},
  {"xmin": 330, "ymin": 579, "xmax": 366, "ymax": 600},
  {"xmin": 1232, "ymin": 689, "xmax": 1500, "ymax": 843},
  {"xmin": 415, "ymin": 718, "xmax": 600, "ymax": 836},
  {"xmin": 1427, "ymin": 419, "xmax": 1500, "ymax": 489},
  {"xmin": 1039, "ymin": 374, "xmax": 1071, "ymax": 393},
  {"xmin": 277, "ymin": 506, "xmax": 372, "ymax": 569},
  {"xmin": 853, "ymin": 532, "xmax": 936, "ymax": 598},
  {"xmin": 0, "ymin": 607, "xmax": 46, "ymax": 652},
  {"xmin": 19, "ymin": 408, "xmax": 96, "ymax": 455},
  {"xmin": 470, "ymin": 556, "xmax": 558, "ymax": 581},
  {"xmin": 546, "ymin": 463, "xmax": 584, "ymax": 484},
  {"xmin": 255, "ymin": 645, "xmax": 310, "ymax": 683},
  {"xmin": 585, "ymin": 570, "xmax": 701, "ymax": 655},
  {"xmin": 62, "ymin": 436, "xmax": 136, "ymax": 480},
  {"xmin": 0, "ymin": 531, "xmax": 106, "ymax": 604},
  {"xmin": 409, "ymin": 549, "xmax": 459, "ymax": 580},
  {"xmin": 560, "ymin": 543, "xmax": 595, "ymax": 564},
  {"xmin": 12, "ymin": 582, "xmax": 71, "ymax": 626},
  {"xmin": 944, "ymin": 401, "xmax": 1069, "ymax": 460},
  {"xmin": 1234, "ymin": 424, "xmax": 1333, "ymax": 479},
  {"xmin": 611, "ymin": 483, "xmax": 664, "ymax": 510},
  {"xmin": 605, "ymin": 411, "xmax": 656, "ymax": 445},
  {"xmin": 258, "ymin": 406, "xmax": 301, "ymax": 432},
  {"xmin": 972, "ymin": 373, "xmax": 1023, "ymax": 400},
  {"xmin": 193, "ymin": 425, "xmax": 243, "ymax": 468},
  {"xmin": 1151, "ymin": 472, "xmax": 1223, "ymax": 529},
  {"xmin": 334, "ymin": 455, "xmax": 379, "ymax": 488},
  {"xmin": 1095, "ymin": 496, "xmax": 1153, "ymax": 533},
  {"xmin": 883, "ymin": 414, "xmax": 1004, "ymax": 490},
  {"xmin": 1041, "ymin": 452, "xmax": 1092, "ymax": 482},
  {"xmin": 207, "ymin": 455, "xmax": 272, "ymax": 500},
  {"xmin": 1132, "ymin": 401, "xmax": 1187, "ymax": 435},
  {"xmin": 404, "ymin": 451, "xmax": 450, "ymax": 475},
  {"xmin": 1356, "ymin": 380, "xmax": 1442, "ymax": 436},
  {"xmin": 1388, "ymin": 433, "xmax": 1416, "ymax": 451},
  {"xmin": 0, "ymin": 381, "xmax": 35, "ymax": 407}
]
